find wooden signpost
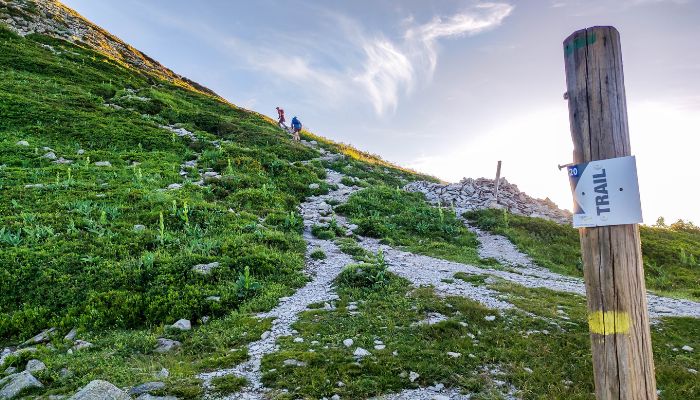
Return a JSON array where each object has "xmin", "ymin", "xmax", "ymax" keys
[{"xmin": 563, "ymin": 26, "xmax": 657, "ymax": 399}]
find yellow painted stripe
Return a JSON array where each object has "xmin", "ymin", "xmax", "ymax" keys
[{"xmin": 587, "ymin": 311, "xmax": 631, "ymax": 335}]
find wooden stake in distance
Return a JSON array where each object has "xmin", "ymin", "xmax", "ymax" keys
[
  {"xmin": 494, "ymin": 160, "xmax": 502, "ymax": 202},
  {"xmin": 563, "ymin": 26, "xmax": 656, "ymax": 399}
]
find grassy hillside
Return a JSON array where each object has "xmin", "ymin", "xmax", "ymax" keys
[
  {"xmin": 465, "ymin": 209, "xmax": 700, "ymax": 300},
  {"xmin": 0, "ymin": 25, "xmax": 434, "ymax": 397}
]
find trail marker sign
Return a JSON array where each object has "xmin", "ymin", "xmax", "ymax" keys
[{"xmin": 567, "ymin": 155, "xmax": 642, "ymax": 228}]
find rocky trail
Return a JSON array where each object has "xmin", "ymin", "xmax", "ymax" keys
[{"xmin": 199, "ymin": 141, "xmax": 700, "ymax": 399}]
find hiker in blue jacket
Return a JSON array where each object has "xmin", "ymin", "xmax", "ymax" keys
[{"xmin": 291, "ymin": 116, "xmax": 302, "ymax": 141}]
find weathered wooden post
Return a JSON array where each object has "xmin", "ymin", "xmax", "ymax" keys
[
  {"xmin": 563, "ymin": 26, "xmax": 657, "ymax": 399},
  {"xmin": 494, "ymin": 160, "xmax": 502, "ymax": 202}
]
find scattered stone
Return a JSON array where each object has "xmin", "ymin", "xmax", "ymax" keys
[
  {"xmin": 374, "ymin": 344, "xmax": 386, "ymax": 350},
  {"xmin": 69, "ymin": 379, "xmax": 130, "ymax": 400},
  {"xmin": 136, "ymin": 395, "xmax": 178, "ymax": 400},
  {"xmin": 153, "ymin": 338, "xmax": 181, "ymax": 354},
  {"xmin": 24, "ymin": 359, "xmax": 46, "ymax": 373},
  {"xmin": 484, "ymin": 315, "xmax": 496, "ymax": 321},
  {"xmin": 15, "ymin": 141, "xmax": 29, "ymax": 146},
  {"xmin": 347, "ymin": 303, "xmax": 358, "ymax": 311},
  {"xmin": 205, "ymin": 296, "xmax": 220, "ymax": 302},
  {"xmin": 53, "ymin": 157, "xmax": 73, "ymax": 164},
  {"xmin": 170, "ymin": 319, "xmax": 191, "ymax": 331},
  {"xmin": 191, "ymin": 262, "xmax": 219, "ymax": 275},
  {"xmin": 283, "ymin": 359, "xmax": 306, "ymax": 367},
  {"xmin": 682, "ymin": 345, "xmax": 694, "ymax": 352},
  {"xmin": 154, "ymin": 368, "xmax": 169, "ymax": 379},
  {"xmin": 4, "ymin": 367, "xmax": 16, "ymax": 375},
  {"xmin": 42, "ymin": 152, "xmax": 57, "ymax": 160},
  {"xmin": 331, "ymin": 395, "xmax": 340, "ymax": 400},
  {"xmin": 447, "ymin": 352, "xmax": 461, "ymax": 358},
  {"xmin": 353, "ymin": 347, "xmax": 370, "ymax": 358},
  {"xmin": 432, "ymin": 396, "xmax": 450, "ymax": 400},
  {"xmin": 22, "ymin": 328, "xmax": 56, "ymax": 346},
  {"xmin": 133, "ymin": 224, "xmax": 146, "ymax": 232},
  {"xmin": 523, "ymin": 367, "xmax": 533, "ymax": 374},
  {"xmin": 77, "ymin": 149, "xmax": 85, "ymax": 155},
  {"xmin": 127, "ymin": 381, "xmax": 166, "ymax": 396},
  {"xmin": 72, "ymin": 340, "xmax": 93, "ymax": 351},
  {"xmin": 309, "ymin": 183, "xmax": 320, "ymax": 190},
  {"xmin": 59, "ymin": 368, "xmax": 72, "ymax": 379},
  {"xmin": 688, "ymin": 368, "xmax": 697, "ymax": 374},
  {"xmin": 261, "ymin": 331, "xmax": 270, "ymax": 340},
  {"xmin": 0, "ymin": 371, "xmax": 43, "ymax": 399},
  {"xmin": 94, "ymin": 161, "xmax": 111, "ymax": 167},
  {"xmin": 337, "ymin": 381, "xmax": 345, "ymax": 387},
  {"xmin": 409, "ymin": 371, "xmax": 420, "ymax": 382},
  {"xmin": 201, "ymin": 316, "xmax": 210, "ymax": 324},
  {"xmin": 64, "ymin": 328, "xmax": 77, "ymax": 342},
  {"xmin": 293, "ymin": 337, "xmax": 304, "ymax": 343},
  {"xmin": 24, "ymin": 184, "xmax": 44, "ymax": 189},
  {"xmin": 166, "ymin": 183, "xmax": 181, "ymax": 190},
  {"xmin": 342, "ymin": 339, "xmax": 354, "ymax": 348}
]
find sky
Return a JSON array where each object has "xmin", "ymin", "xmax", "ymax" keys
[{"xmin": 62, "ymin": 0, "xmax": 700, "ymax": 224}]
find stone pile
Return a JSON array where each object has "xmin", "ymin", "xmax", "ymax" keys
[{"xmin": 404, "ymin": 177, "xmax": 572, "ymax": 225}]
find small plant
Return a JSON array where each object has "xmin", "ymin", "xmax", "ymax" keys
[
  {"xmin": 235, "ymin": 266, "xmax": 262, "ymax": 300},
  {"xmin": 336, "ymin": 250, "xmax": 388, "ymax": 288},
  {"xmin": 172, "ymin": 200, "xmax": 178, "ymax": 216},
  {"xmin": 310, "ymin": 248, "xmax": 326, "ymax": 260},
  {"xmin": 158, "ymin": 211, "xmax": 165, "ymax": 245},
  {"xmin": 0, "ymin": 227, "xmax": 22, "ymax": 247},
  {"xmin": 226, "ymin": 158, "xmax": 234, "ymax": 175},
  {"xmin": 182, "ymin": 201, "xmax": 190, "ymax": 226}
]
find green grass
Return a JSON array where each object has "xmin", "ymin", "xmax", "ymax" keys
[
  {"xmin": 337, "ymin": 186, "xmax": 490, "ymax": 266},
  {"xmin": 465, "ymin": 209, "xmax": 700, "ymax": 300}
]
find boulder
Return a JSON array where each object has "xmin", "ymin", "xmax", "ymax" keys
[
  {"xmin": 24, "ymin": 359, "xmax": 46, "ymax": 373},
  {"xmin": 72, "ymin": 340, "xmax": 93, "ymax": 351},
  {"xmin": 127, "ymin": 381, "xmax": 165, "ymax": 396},
  {"xmin": 170, "ymin": 319, "xmax": 191, "ymax": 331},
  {"xmin": 63, "ymin": 328, "xmax": 77, "ymax": 341},
  {"xmin": 153, "ymin": 338, "xmax": 180, "ymax": 354},
  {"xmin": 22, "ymin": 328, "xmax": 55, "ymax": 346},
  {"xmin": 0, "ymin": 371, "xmax": 43, "ymax": 399},
  {"xmin": 69, "ymin": 380, "xmax": 130, "ymax": 400},
  {"xmin": 191, "ymin": 262, "xmax": 219, "ymax": 275}
]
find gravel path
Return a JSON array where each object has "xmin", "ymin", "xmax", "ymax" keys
[
  {"xmin": 198, "ymin": 163, "xmax": 361, "ymax": 399},
  {"xmin": 201, "ymin": 141, "xmax": 699, "ymax": 399}
]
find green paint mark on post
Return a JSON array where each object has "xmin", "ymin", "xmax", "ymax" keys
[{"xmin": 564, "ymin": 32, "xmax": 597, "ymax": 56}]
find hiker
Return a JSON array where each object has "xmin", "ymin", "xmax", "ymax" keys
[
  {"xmin": 276, "ymin": 106, "xmax": 287, "ymax": 129},
  {"xmin": 291, "ymin": 116, "xmax": 302, "ymax": 141}
]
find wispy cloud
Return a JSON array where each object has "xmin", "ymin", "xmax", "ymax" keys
[{"xmin": 356, "ymin": 3, "xmax": 514, "ymax": 115}]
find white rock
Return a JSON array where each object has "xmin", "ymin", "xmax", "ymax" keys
[
  {"xmin": 94, "ymin": 161, "xmax": 111, "ymax": 167},
  {"xmin": 72, "ymin": 340, "xmax": 93, "ymax": 351},
  {"xmin": 192, "ymin": 262, "xmax": 219, "ymax": 274},
  {"xmin": 171, "ymin": 319, "xmax": 191, "ymax": 331},
  {"xmin": 309, "ymin": 183, "xmax": 320, "ymax": 190},
  {"xmin": 331, "ymin": 395, "xmax": 340, "ymax": 400},
  {"xmin": 293, "ymin": 337, "xmax": 304, "ymax": 343},
  {"xmin": 153, "ymin": 338, "xmax": 180, "ymax": 353},
  {"xmin": 133, "ymin": 225, "xmax": 146, "ymax": 232},
  {"xmin": 42, "ymin": 152, "xmax": 57, "ymax": 160},
  {"xmin": 409, "ymin": 371, "xmax": 420, "ymax": 382},
  {"xmin": 447, "ymin": 352, "xmax": 461, "ymax": 358},
  {"xmin": 69, "ymin": 379, "xmax": 130, "ymax": 400},
  {"xmin": 353, "ymin": 347, "xmax": 370, "ymax": 358},
  {"xmin": 343, "ymin": 338, "xmax": 354, "ymax": 347},
  {"xmin": 0, "ymin": 371, "xmax": 44, "ymax": 399},
  {"xmin": 166, "ymin": 183, "xmax": 181, "ymax": 190},
  {"xmin": 374, "ymin": 345, "xmax": 386, "ymax": 350},
  {"xmin": 682, "ymin": 345, "xmax": 694, "ymax": 352},
  {"xmin": 688, "ymin": 368, "xmax": 698, "ymax": 374},
  {"xmin": 25, "ymin": 359, "xmax": 46, "ymax": 373},
  {"xmin": 16, "ymin": 140, "xmax": 29, "ymax": 146},
  {"xmin": 283, "ymin": 359, "xmax": 306, "ymax": 367},
  {"xmin": 523, "ymin": 367, "xmax": 533, "ymax": 374},
  {"xmin": 484, "ymin": 315, "xmax": 496, "ymax": 321}
]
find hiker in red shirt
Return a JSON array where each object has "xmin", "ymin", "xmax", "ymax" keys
[{"xmin": 276, "ymin": 107, "xmax": 286, "ymax": 129}]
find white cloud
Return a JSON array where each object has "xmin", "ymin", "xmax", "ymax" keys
[{"xmin": 355, "ymin": 3, "xmax": 514, "ymax": 115}]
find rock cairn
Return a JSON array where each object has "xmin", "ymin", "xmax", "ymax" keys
[{"xmin": 404, "ymin": 177, "xmax": 572, "ymax": 225}]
